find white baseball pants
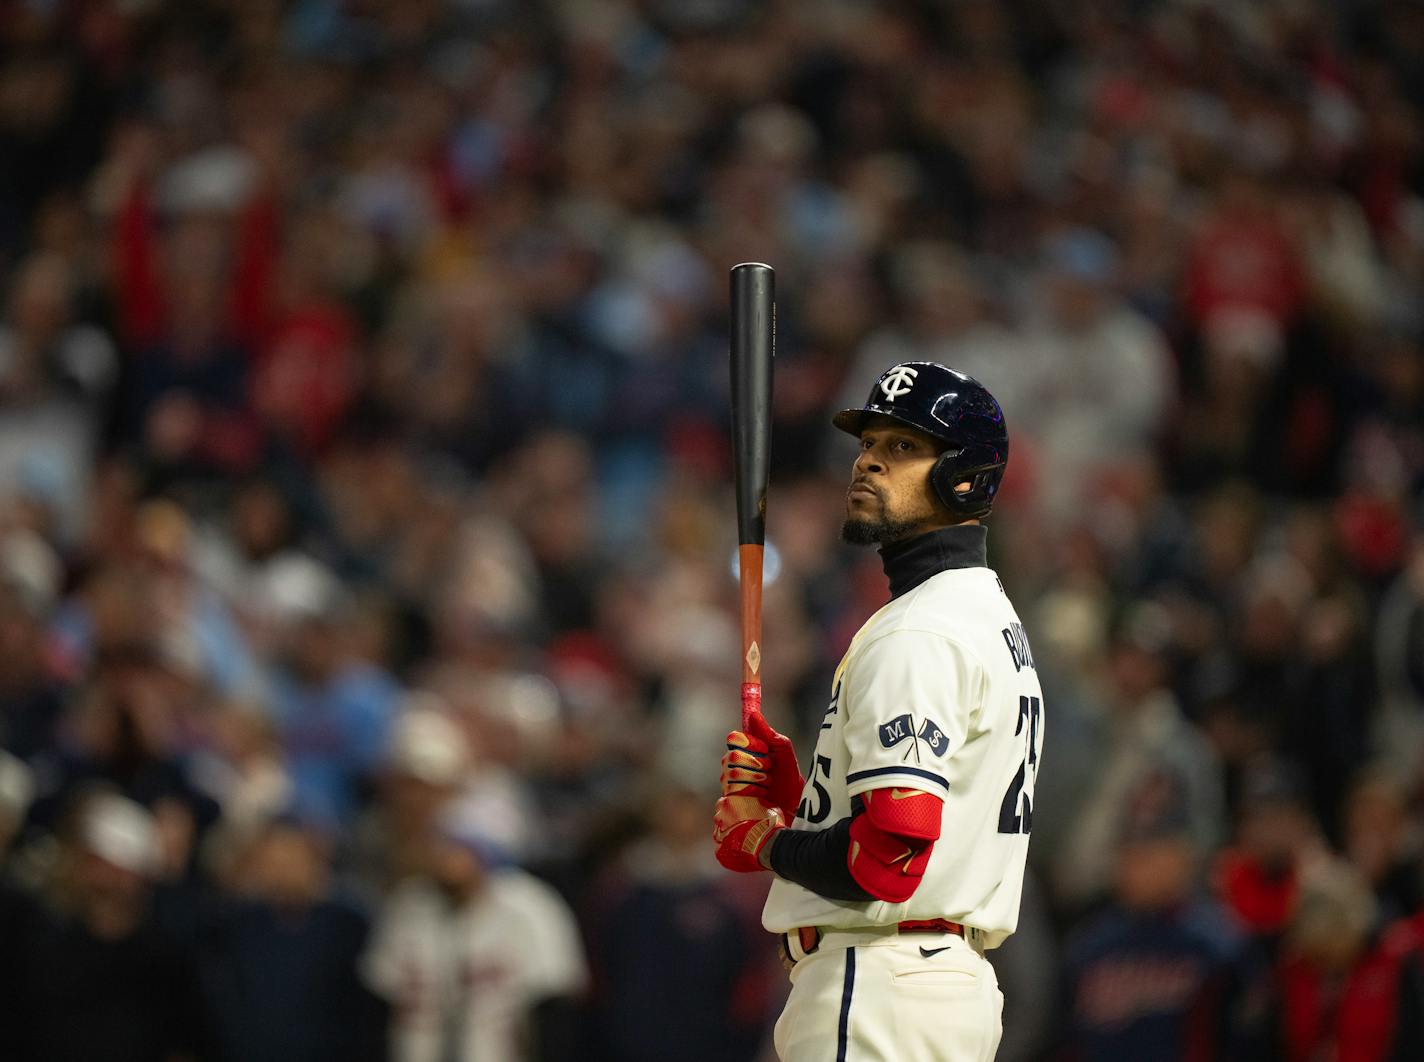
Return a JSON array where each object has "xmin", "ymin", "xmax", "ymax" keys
[{"xmin": 773, "ymin": 928, "xmax": 1003, "ymax": 1062}]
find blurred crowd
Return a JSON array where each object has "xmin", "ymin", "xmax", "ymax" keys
[{"xmin": 1, "ymin": 0, "xmax": 1423, "ymax": 1060}]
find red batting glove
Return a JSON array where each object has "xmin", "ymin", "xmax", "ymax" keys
[
  {"xmin": 712, "ymin": 794, "xmax": 785, "ymax": 873},
  {"xmin": 723, "ymin": 712, "xmax": 805, "ymax": 822}
]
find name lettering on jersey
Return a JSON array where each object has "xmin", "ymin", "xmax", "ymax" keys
[
  {"xmin": 879, "ymin": 713, "xmax": 914, "ymax": 750},
  {"xmin": 1001, "ymin": 622, "xmax": 1036, "ymax": 673},
  {"xmin": 917, "ymin": 717, "xmax": 949, "ymax": 757},
  {"xmin": 820, "ymin": 679, "xmax": 842, "ymax": 730}
]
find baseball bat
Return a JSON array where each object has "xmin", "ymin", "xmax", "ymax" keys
[{"xmin": 730, "ymin": 262, "xmax": 775, "ymax": 729}]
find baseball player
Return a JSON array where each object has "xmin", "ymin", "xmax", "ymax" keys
[
  {"xmin": 363, "ymin": 802, "xmax": 588, "ymax": 1062},
  {"xmin": 713, "ymin": 362, "xmax": 1044, "ymax": 1061}
]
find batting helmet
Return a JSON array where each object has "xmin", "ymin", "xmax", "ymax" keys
[{"xmin": 833, "ymin": 361, "xmax": 1009, "ymax": 519}]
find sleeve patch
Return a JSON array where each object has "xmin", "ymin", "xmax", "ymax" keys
[
  {"xmin": 878, "ymin": 714, "xmax": 915, "ymax": 749},
  {"xmin": 918, "ymin": 717, "xmax": 949, "ymax": 757}
]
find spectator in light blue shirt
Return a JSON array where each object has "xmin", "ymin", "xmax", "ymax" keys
[{"xmin": 265, "ymin": 557, "xmax": 399, "ymax": 827}]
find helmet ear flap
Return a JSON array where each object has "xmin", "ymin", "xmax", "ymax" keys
[
  {"xmin": 930, "ymin": 450, "xmax": 967, "ymax": 514},
  {"xmin": 930, "ymin": 450, "xmax": 1000, "ymax": 520}
]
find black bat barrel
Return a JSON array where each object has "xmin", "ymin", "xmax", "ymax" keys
[{"xmin": 730, "ymin": 262, "xmax": 775, "ymax": 546}]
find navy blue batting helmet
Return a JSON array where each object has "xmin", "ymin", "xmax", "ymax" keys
[{"xmin": 833, "ymin": 362, "xmax": 1009, "ymax": 519}]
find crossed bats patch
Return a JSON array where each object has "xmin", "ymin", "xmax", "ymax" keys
[{"xmin": 878, "ymin": 713, "xmax": 950, "ymax": 761}]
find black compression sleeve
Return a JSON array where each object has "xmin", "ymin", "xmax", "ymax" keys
[{"xmin": 766, "ymin": 817, "xmax": 874, "ymax": 902}]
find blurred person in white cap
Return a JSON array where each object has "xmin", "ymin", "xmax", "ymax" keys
[
  {"xmin": 0, "ymin": 528, "xmax": 67, "ymax": 762},
  {"xmin": 4, "ymin": 788, "xmax": 205, "ymax": 1062},
  {"xmin": 193, "ymin": 700, "xmax": 294, "ymax": 835},
  {"xmin": 420, "ymin": 665, "xmax": 552, "ymax": 865},
  {"xmin": 346, "ymin": 693, "xmax": 472, "ymax": 897},
  {"xmin": 64, "ymin": 789, "xmax": 163, "ymax": 916},
  {"xmin": 363, "ymin": 798, "xmax": 588, "ymax": 1062},
  {"xmin": 265, "ymin": 554, "xmax": 400, "ymax": 828}
]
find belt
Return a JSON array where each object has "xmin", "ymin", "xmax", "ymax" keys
[{"xmin": 779, "ymin": 919, "xmax": 966, "ymax": 969}]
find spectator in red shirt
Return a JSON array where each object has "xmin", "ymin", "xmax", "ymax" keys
[
  {"xmin": 1275, "ymin": 859, "xmax": 1415, "ymax": 1062},
  {"xmin": 107, "ymin": 130, "xmax": 279, "ymax": 477},
  {"xmin": 1213, "ymin": 760, "xmax": 1324, "ymax": 939},
  {"xmin": 1183, "ymin": 168, "xmax": 1306, "ymax": 334}
]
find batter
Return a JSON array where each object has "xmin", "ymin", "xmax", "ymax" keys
[{"xmin": 713, "ymin": 362, "xmax": 1045, "ymax": 1062}]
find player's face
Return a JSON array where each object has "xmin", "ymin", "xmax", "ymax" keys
[{"xmin": 842, "ymin": 418, "xmax": 951, "ymax": 544}]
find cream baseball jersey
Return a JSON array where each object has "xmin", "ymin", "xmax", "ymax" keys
[
  {"xmin": 762, "ymin": 529, "xmax": 1043, "ymax": 948},
  {"xmin": 364, "ymin": 869, "xmax": 588, "ymax": 1062}
]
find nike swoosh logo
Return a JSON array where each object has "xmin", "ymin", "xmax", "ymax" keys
[
  {"xmin": 919, "ymin": 946, "xmax": 951, "ymax": 958},
  {"xmin": 890, "ymin": 789, "xmax": 921, "ymax": 800}
]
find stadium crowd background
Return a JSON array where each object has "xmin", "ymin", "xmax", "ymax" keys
[{"xmin": 1, "ymin": 0, "xmax": 1423, "ymax": 1059}]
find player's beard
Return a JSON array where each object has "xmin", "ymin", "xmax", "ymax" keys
[{"xmin": 841, "ymin": 507, "xmax": 923, "ymax": 545}]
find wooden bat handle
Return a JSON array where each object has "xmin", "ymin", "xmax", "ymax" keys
[{"xmin": 739, "ymin": 543, "xmax": 764, "ymax": 728}]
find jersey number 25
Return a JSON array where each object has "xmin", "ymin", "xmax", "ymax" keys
[{"xmin": 997, "ymin": 695, "xmax": 1041, "ymax": 835}]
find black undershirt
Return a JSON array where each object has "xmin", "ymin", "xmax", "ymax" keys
[
  {"xmin": 878, "ymin": 523, "xmax": 987, "ymax": 598},
  {"xmin": 766, "ymin": 524, "xmax": 987, "ymax": 901}
]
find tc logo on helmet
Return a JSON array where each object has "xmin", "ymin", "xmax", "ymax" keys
[{"xmin": 879, "ymin": 365, "xmax": 919, "ymax": 401}]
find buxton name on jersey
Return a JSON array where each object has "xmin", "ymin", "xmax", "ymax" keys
[{"xmin": 762, "ymin": 526, "xmax": 1044, "ymax": 949}]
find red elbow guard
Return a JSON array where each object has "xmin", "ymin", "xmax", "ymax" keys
[
  {"xmin": 862, "ymin": 788, "xmax": 943, "ymax": 841},
  {"xmin": 846, "ymin": 789, "xmax": 943, "ymax": 903}
]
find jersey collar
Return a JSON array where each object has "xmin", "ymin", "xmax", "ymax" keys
[{"xmin": 879, "ymin": 524, "xmax": 988, "ymax": 599}]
